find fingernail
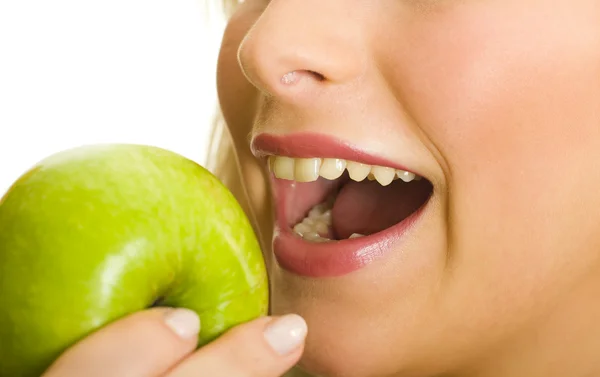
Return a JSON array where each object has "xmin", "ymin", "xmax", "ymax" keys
[
  {"xmin": 264, "ymin": 314, "xmax": 307, "ymax": 355},
  {"xmin": 164, "ymin": 308, "xmax": 201, "ymax": 339}
]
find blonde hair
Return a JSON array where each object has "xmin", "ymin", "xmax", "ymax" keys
[
  {"xmin": 205, "ymin": 0, "xmax": 239, "ymax": 181},
  {"xmin": 205, "ymin": 0, "xmax": 269, "ymax": 243},
  {"xmin": 219, "ymin": 0, "xmax": 239, "ymax": 18}
]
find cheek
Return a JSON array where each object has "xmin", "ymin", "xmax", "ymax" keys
[{"xmin": 393, "ymin": 1, "xmax": 600, "ymax": 315}]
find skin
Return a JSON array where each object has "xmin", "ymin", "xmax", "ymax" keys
[
  {"xmin": 43, "ymin": 308, "xmax": 307, "ymax": 377},
  {"xmin": 215, "ymin": 0, "xmax": 600, "ymax": 376}
]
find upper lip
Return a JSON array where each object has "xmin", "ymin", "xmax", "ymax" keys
[{"xmin": 250, "ymin": 132, "xmax": 420, "ymax": 175}]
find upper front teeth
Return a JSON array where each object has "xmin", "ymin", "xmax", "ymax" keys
[
  {"xmin": 346, "ymin": 161, "xmax": 371, "ymax": 182},
  {"xmin": 320, "ymin": 158, "xmax": 347, "ymax": 180},
  {"xmin": 295, "ymin": 158, "xmax": 322, "ymax": 182},
  {"xmin": 272, "ymin": 156, "xmax": 295, "ymax": 180},
  {"xmin": 268, "ymin": 156, "xmax": 421, "ymax": 185}
]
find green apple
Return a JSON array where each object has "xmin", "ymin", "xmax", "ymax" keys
[{"xmin": 0, "ymin": 144, "xmax": 269, "ymax": 377}]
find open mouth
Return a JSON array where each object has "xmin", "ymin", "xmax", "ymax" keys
[
  {"xmin": 251, "ymin": 133, "xmax": 434, "ymax": 277},
  {"xmin": 268, "ymin": 156, "xmax": 434, "ymax": 244}
]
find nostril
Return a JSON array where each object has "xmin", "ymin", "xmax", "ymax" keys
[{"xmin": 308, "ymin": 70, "xmax": 326, "ymax": 81}]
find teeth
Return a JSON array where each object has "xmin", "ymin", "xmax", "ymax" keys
[
  {"xmin": 268, "ymin": 156, "xmax": 422, "ymax": 185},
  {"xmin": 346, "ymin": 161, "xmax": 371, "ymax": 182},
  {"xmin": 303, "ymin": 232, "xmax": 328, "ymax": 242},
  {"xmin": 396, "ymin": 170, "xmax": 416, "ymax": 183},
  {"xmin": 293, "ymin": 222, "xmax": 313, "ymax": 235},
  {"xmin": 295, "ymin": 158, "xmax": 322, "ymax": 182},
  {"xmin": 308, "ymin": 203, "xmax": 329, "ymax": 219},
  {"xmin": 313, "ymin": 221, "xmax": 329, "ymax": 235},
  {"xmin": 371, "ymin": 166, "xmax": 395, "ymax": 186},
  {"xmin": 293, "ymin": 201, "xmax": 332, "ymax": 242},
  {"xmin": 272, "ymin": 156, "xmax": 295, "ymax": 180},
  {"xmin": 292, "ymin": 199, "xmax": 369, "ymax": 242},
  {"xmin": 292, "ymin": 200, "xmax": 367, "ymax": 243},
  {"xmin": 319, "ymin": 158, "xmax": 347, "ymax": 180}
]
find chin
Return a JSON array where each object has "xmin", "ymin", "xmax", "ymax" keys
[{"xmin": 267, "ymin": 259, "xmax": 450, "ymax": 377}]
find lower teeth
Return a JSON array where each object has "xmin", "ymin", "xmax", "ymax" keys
[
  {"xmin": 303, "ymin": 232, "xmax": 330, "ymax": 243},
  {"xmin": 293, "ymin": 198, "xmax": 364, "ymax": 242},
  {"xmin": 293, "ymin": 200, "xmax": 333, "ymax": 241}
]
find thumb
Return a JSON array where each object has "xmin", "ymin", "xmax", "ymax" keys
[{"xmin": 43, "ymin": 307, "xmax": 201, "ymax": 377}]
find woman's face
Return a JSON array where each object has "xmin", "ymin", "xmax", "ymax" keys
[{"xmin": 217, "ymin": 0, "xmax": 600, "ymax": 376}]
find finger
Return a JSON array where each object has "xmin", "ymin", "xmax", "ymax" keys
[
  {"xmin": 166, "ymin": 314, "xmax": 307, "ymax": 377},
  {"xmin": 43, "ymin": 307, "xmax": 201, "ymax": 377}
]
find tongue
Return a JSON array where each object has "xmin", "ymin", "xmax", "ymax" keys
[{"xmin": 331, "ymin": 180, "xmax": 430, "ymax": 240}]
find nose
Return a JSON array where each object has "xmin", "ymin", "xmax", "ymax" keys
[{"xmin": 237, "ymin": 0, "xmax": 366, "ymax": 97}]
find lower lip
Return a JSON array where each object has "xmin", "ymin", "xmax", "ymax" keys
[{"xmin": 272, "ymin": 200, "xmax": 430, "ymax": 278}]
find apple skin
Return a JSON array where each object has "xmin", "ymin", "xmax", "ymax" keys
[{"xmin": 0, "ymin": 144, "xmax": 269, "ymax": 377}]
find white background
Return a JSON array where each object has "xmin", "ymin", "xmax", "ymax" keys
[{"xmin": 0, "ymin": 0, "xmax": 227, "ymax": 196}]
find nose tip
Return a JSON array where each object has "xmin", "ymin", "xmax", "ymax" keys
[
  {"xmin": 237, "ymin": 4, "xmax": 364, "ymax": 97},
  {"xmin": 237, "ymin": 35, "xmax": 344, "ymax": 96}
]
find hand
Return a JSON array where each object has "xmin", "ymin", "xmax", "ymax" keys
[{"xmin": 42, "ymin": 308, "xmax": 307, "ymax": 377}]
